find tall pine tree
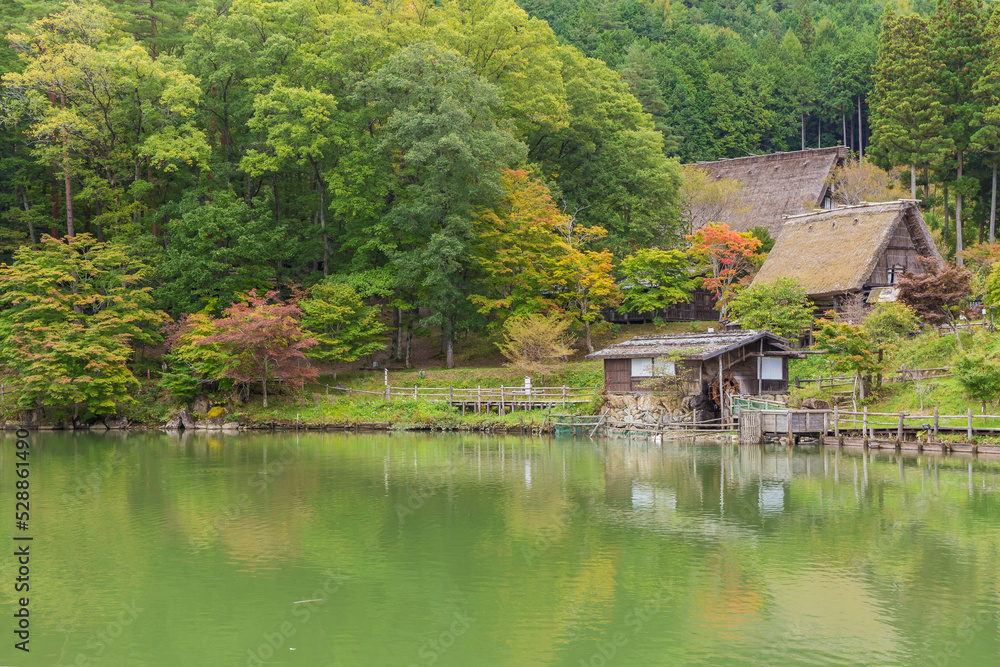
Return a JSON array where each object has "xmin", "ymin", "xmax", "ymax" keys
[
  {"xmin": 870, "ymin": 10, "xmax": 946, "ymax": 200},
  {"xmin": 973, "ymin": 3, "xmax": 1000, "ymax": 243},
  {"xmin": 934, "ymin": 0, "xmax": 986, "ymax": 263}
]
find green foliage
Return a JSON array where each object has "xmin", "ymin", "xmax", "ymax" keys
[
  {"xmin": 953, "ymin": 352, "xmax": 1000, "ymax": 411},
  {"xmin": 0, "ymin": 234, "xmax": 167, "ymax": 415},
  {"xmin": 497, "ymin": 314, "xmax": 574, "ymax": 380},
  {"xmin": 812, "ymin": 317, "xmax": 885, "ymax": 402},
  {"xmin": 726, "ymin": 278, "xmax": 813, "ymax": 339},
  {"xmin": 862, "ymin": 301, "xmax": 921, "ymax": 351},
  {"xmin": 156, "ymin": 190, "xmax": 289, "ymax": 315},
  {"xmin": 619, "ymin": 248, "xmax": 698, "ymax": 314},
  {"xmin": 299, "ymin": 280, "xmax": 388, "ymax": 366}
]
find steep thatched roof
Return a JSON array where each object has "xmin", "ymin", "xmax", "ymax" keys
[
  {"xmin": 585, "ymin": 330, "xmax": 794, "ymax": 361},
  {"xmin": 752, "ymin": 200, "xmax": 943, "ymax": 298},
  {"xmin": 689, "ymin": 146, "xmax": 848, "ymax": 237}
]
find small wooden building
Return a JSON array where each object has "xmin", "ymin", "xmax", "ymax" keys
[
  {"xmin": 586, "ymin": 330, "xmax": 800, "ymax": 401},
  {"xmin": 688, "ymin": 146, "xmax": 848, "ymax": 238},
  {"xmin": 752, "ymin": 200, "xmax": 943, "ymax": 309}
]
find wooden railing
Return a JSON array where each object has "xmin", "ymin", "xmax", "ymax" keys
[{"xmin": 326, "ymin": 384, "xmax": 596, "ymax": 407}]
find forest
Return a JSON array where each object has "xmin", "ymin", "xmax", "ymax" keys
[{"xmin": 0, "ymin": 0, "xmax": 998, "ymax": 417}]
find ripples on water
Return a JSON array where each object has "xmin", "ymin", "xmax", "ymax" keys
[{"xmin": 2, "ymin": 431, "xmax": 999, "ymax": 666}]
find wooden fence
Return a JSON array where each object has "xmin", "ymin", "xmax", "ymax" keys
[
  {"xmin": 326, "ymin": 384, "xmax": 596, "ymax": 410},
  {"xmin": 794, "ymin": 366, "xmax": 952, "ymax": 390},
  {"xmin": 744, "ymin": 404, "xmax": 1000, "ymax": 448}
]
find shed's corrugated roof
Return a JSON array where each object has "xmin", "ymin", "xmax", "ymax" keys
[
  {"xmin": 689, "ymin": 146, "xmax": 848, "ymax": 237},
  {"xmin": 585, "ymin": 330, "xmax": 792, "ymax": 361},
  {"xmin": 752, "ymin": 200, "xmax": 943, "ymax": 297}
]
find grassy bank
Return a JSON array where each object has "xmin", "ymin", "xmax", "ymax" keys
[{"xmin": 789, "ymin": 326, "xmax": 1000, "ymax": 437}]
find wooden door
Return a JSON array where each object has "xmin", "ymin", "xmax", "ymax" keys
[{"xmin": 604, "ymin": 359, "xmax": 630, "ymax": 393}]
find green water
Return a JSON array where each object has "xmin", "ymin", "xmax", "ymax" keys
[{"xmin": 2, "ymin": 431, "xmax": 999, "ymax": 666}]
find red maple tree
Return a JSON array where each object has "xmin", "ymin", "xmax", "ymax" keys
[{"xmin": 199, "ymin": 290, "xmax": 318, "ymax": 406}]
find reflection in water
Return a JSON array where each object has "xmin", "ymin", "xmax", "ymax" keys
[{"xmin": 1, "ymin": 431, "xmax": 999, "ymax": 666}]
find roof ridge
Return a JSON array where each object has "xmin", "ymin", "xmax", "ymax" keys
[
  {"xmin": 689, "ymin": 146, "xmax": 848, "ymax": 166},
  {"xmin": 781, "ymin": 199, "xmax": 915, "ymax": 221}
]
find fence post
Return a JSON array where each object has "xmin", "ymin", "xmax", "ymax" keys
[
  {"xmin": 863, "ymin": 407, "xmax": 869, "ymax": 448},
  {"xmin": 385, "ymin": 384, "xmax": 390, "ymax": 400},
  {"xmin": 795, "ymin": 375, "xmax": 800, "ymax": 389},
  {"xmin": 449, "ymin": 386, "xmax": 454, "ymax": 405},
  {"xmin": 500, "ymin": 386, "xmax": 505, "ymax": 416},
  {"xmin": 562, "ymin": 386, "xmax": 567, "ymax": 407},
  {"xmin": 967, "ymin": 408, "xmax": 973, "ymax": 442},
  {"xmin": 897, "ymin": 412, "xmax": 904, "ymax": 448},
  {"xmin": 833, "ymin": 405, "xmax": 839, "ymax": 438},
  {"xmin": 934, "ymin": 407, "xmax": 939, "ymax": 440},
  {"xmin": 477, "ymin": 385, "xmax": 482, "ymax": 414}
]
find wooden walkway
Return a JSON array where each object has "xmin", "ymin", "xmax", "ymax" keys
[{"xmin": 739, "ymin": 406, "xmax": 1000, "ymax": 454}]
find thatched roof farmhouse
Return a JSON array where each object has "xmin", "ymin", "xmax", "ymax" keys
[
  {"xmin": 753, "ymin": 200, "xmax": 943, "ymax": 307},
  {"xmin": 689, "ymin": 146, "xmax": 848, "ymax": 238}
]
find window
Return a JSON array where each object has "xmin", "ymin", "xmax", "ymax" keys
[
  {"xmin": 887, "ymin": 264, "xmax": 905, "ymax": 284},
  {"xmin": 760, "ymin": 357, "xmax": 783, "ymax": 380},
  {"xmin": 631, "ymin": 358, "xmax": 653, "ymax": 377},
  {"xmin": 631, "ymin": 358, "xmax": 676, "ymax": 377},
  {"xmin": 654, "ymin": 360, "xmax": 677, "ymax": 376}
]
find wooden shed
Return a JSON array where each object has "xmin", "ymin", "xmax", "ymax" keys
[
  {"xmin": 688, "ymin": 146, "xmax": 848, "ymax": 238},
  {"xmin": 585, "ymin": 331, "xmax": 800, "ymax": 402},
  {"xmin": 752, "ymin": 200, "xmax": 943, "ymax": 309}
]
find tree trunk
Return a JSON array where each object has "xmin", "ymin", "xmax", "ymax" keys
[
  {"xmin": 19, "ymin": 186, "xmax": 35, "ymax": 246},
  {"xmin": 953, "ymin": 322, "xmax": 963, "ymax": 352},
  {"xmin": 801, "ymin": 111, "xmax": 805, "ymax": 151},
  {"xmin": 262, "ymin": 358, "xmax": 269, "ymax": 407},
  {"xmin": 444, "ymin": 314, "xmax": 454, "ymax": 369},
  {"xmin": 817, "ymin": 116, "xmax": 821, "ymax": 148},
  {"xmin": 391, "ymin": 307, "xmax": 401, "ymax": 360},
  {"xmin": 956, "ymin": 150, "xmax": 964, "ymax": 265},
  {"xmin": 944, "ymin": 182, "xmax": 950, "ymax": 249},
  {"xmin": 94, "ymin": 197, "xmax": 104, "ymax": 242},
  {"xmin": 842, "ymin": 112, "xmax": 847, "ymax": 150},
  {"xmin": 584, "ymin": 318, "xmax": 593, "ymax": 354},
  {"xmin": 991, "ymin": 165, "xmax": 997, "ymax": 245},
  {"xmin": 911, "ymin": 164, "xmax": 916, "ymax": 200},
  {"xmin": 924, "ymin": 166, "xmax": 930, "ymax": 202},
  {"xmin": 405, "ymin": 330, "xmax": 412, "ymax": 369},
  {"xmin": 149, "ymin": 0, "xmax": 157, "ymax": 60},
  {"xmin": 857, "ymin": 96, "xmax": 863, "ymax": 160},
  {"xmin": 61, "ymin": 93, "xmax": 74, "ymax": 238},
  {"xmin": 318, "ymin": 175, "xmax": 329, "ymax": 277}
]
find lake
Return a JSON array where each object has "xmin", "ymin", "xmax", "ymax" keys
[{"xmin": 2, "ymin": 431, "xmax": 999, "ymax": 666}]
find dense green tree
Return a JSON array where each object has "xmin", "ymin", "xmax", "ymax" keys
[
  {"xmin": 726, "ymin": 278, "xmax": 814, "ymax": 339},
  {"xmin": 299, "ymin": 280, "xmax": 388, "ymax": 368},
  {"xmin": 973, "ymin": 3, "xmax": 1000, "ymax": 243},
  {"xmin": 869, "ymin": 9, "xmax": 946, "ymax": 199},
  {"xmin": 933, "ymin": 0, "xmax": 986, "ymax": 263},
  {"xmin": 0, "ymin": 234, "xmax": 167, "ymax": 416},
  {"xmin": 619, "ymin": 248, "xmax": 698, "ymax": 315},
  {"xmin": 358, "ymin": 42, "xmax": 526, "ymax": 368},
  {"xmin": 156, "ymin": 190, "xmax": 289, "ymax": 315}
]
